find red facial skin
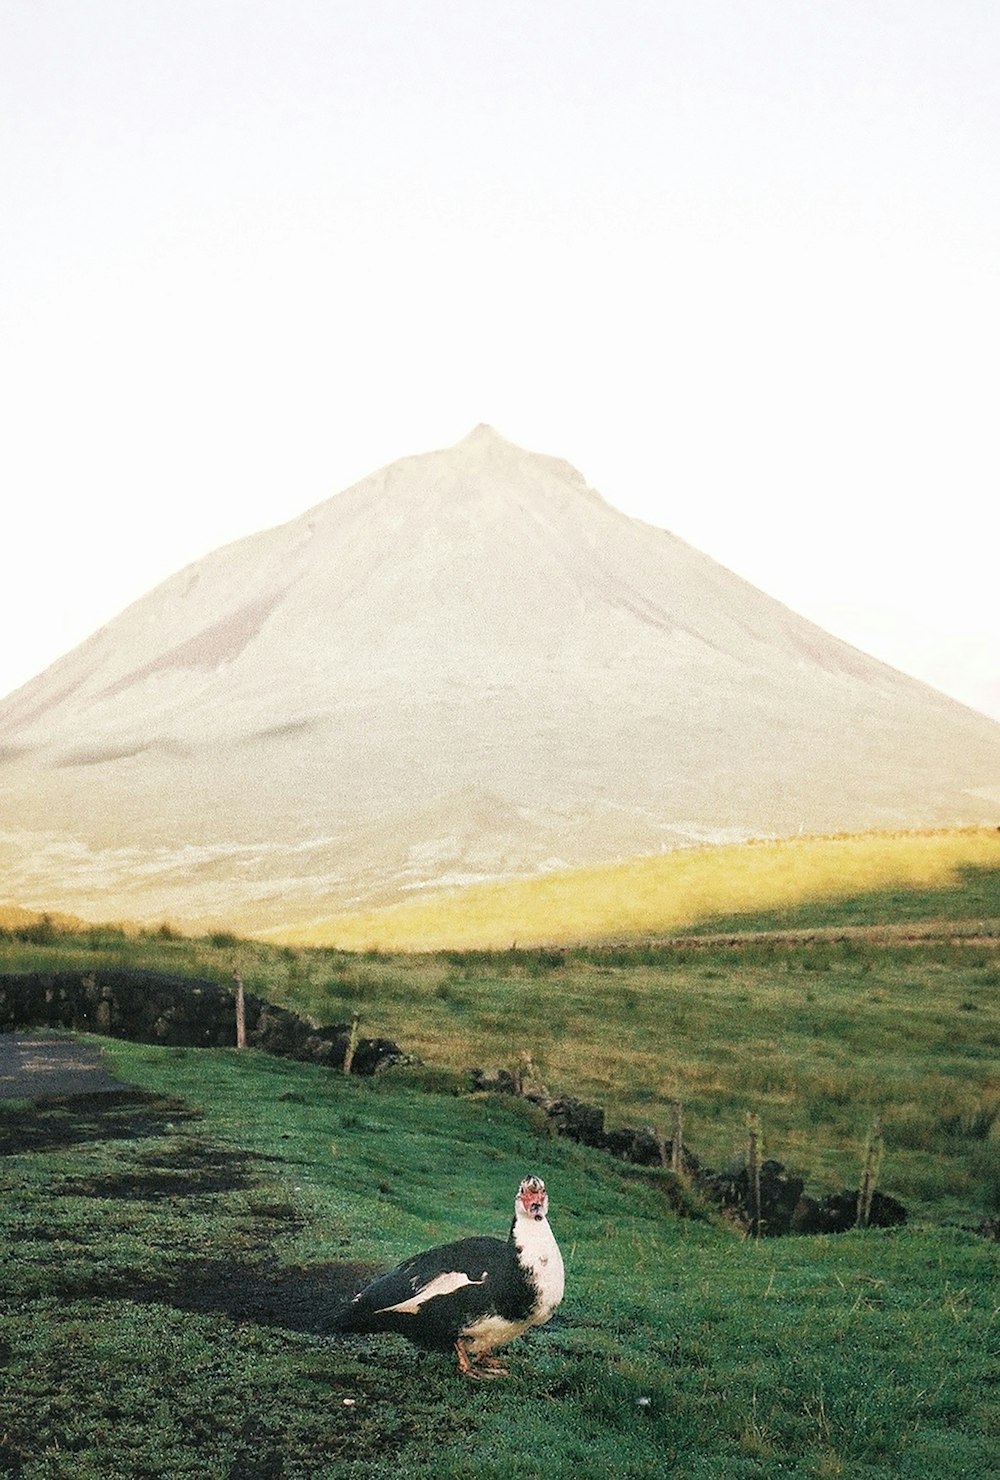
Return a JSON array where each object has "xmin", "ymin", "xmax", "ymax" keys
[{"xmin": 518, "ymin": 1180, "xmax": 547, "ymax": 1220}]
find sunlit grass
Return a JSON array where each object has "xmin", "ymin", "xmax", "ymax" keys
[
  {"xmin": 266, "ymin": 827, "xmax": 1000, "ymax": 952},
  {"xmin": 0, "ymin": 902, "xmax": 90, "ymax": 933},
  {"xmin": 4, "ymin": 835, "xmax": 999, "ymax": 1219},
  {"xmin": 2, "ymin": 1039, "xmax": 997, "ymax": 1478}
]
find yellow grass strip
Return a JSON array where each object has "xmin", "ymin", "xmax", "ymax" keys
[
  {"xmin": 0, "ymin": 903, "xmax": 90, "ymax": 932},
  {"xmin": 268, "ymin": 827, "xmax": 1000, "ymax": 953}
]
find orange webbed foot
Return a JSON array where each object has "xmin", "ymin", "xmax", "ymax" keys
[{"xmin": 454, "ymin": 1340, "xmax": 510, "ymax": 1379}]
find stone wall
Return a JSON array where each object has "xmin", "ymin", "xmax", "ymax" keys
[
  {"xmin": 468, "ymin": 1070, "xmax": 908, "ymax": 1235},
  {"xmin": 0, "ymin": 967, "xmax": 911, "ymax": 1234},
  {"xmin": 0, "ymin": 968, "xmax": 409, "ymax": 1077}
]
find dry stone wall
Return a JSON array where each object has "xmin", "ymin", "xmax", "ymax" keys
[{"xmin": 0, "ymin": 968, "xmax": 408, "ymax": 1077}]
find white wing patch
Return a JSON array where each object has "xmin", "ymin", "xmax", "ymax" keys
[{"xmin": 378, "ymin": 1269, "xmax": 488, "ymax": 1315}]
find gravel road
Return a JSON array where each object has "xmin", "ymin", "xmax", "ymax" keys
[{"xmin": 0, "ymin": 1032, "xmax": 129, "ymax": 1100}]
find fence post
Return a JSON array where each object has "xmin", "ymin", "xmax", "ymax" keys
[
  {"xmin": 670, "ymin": 1100, "xmax": 684, "ymax": 1173},
  {"xmin": 343, "ymin": 1014, "xmax": 360, "ymax": 1075},
  {"xmin": 233, "ymin": 974, "xmax": 246, "ymax": 1049},
  {"xmin": 746, "ymin": 1112, "xmax": 762, "ymax": 1238},
  {"xmin": 856, "ymin": 1115, "xmax": 884, "ymax": 1228}
]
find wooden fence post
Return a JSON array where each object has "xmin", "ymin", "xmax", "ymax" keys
[
  {"xmin": 343, "ymin": 1014, "xmax": 360, "ymax": 1075},
  {"xmin": 233, "ymin": 974, "xmax": 246, "ymax": 1049},
  {"xmin": 670, "ymin": 1100, "xmax": 684, "ymax": 1173},
  {"xmin": 856, "ymin": 1115, "xmax": 884, "ymax": 1228},
  {"xmin": 746, "ymin": 1112, "xmax": 762, "ymax": 1238}
]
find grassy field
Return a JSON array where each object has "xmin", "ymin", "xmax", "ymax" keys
[
  {"xmin": 2, "ymin": 839, "xmax": 999, "ymax": 1475},
  {"xmin": 4, "ymin": 857, "xmax": 999, "ymax": 1222},
  {"xmin": 1, "ymin": 1036, "xmax": 997, "ymax": 1479},
  {"xmin": 263, "ymin": 828, "xmax": 1000, "ymax": 952}
]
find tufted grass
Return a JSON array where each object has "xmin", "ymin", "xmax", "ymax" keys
[
  {"xmin": 4, "ymin": 852, "xmax": 1000, "ymax": 1222},
  {"xmin": 0, "ymin": 1038, "xmax": 997, "ymax": 1478}
]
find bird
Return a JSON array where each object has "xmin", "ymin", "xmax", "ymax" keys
[{"xmin": 331, "ymin": 1174, "xmax": 565, "ymax": 1378}]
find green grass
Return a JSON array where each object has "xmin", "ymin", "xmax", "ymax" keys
[
  {"xmin": 683, "ymin": 862, "xmax": 1000, "ymax": 934},
  {"xmin": 266, "ymin": 827, "xmax": 1000, "ymax": 951},
  {"xmin": 1, "ymin": 1037, "xmax": 997, "ymax": 1478},
  {"xmin": 4, "ymin": 871, "xmax": 1000, "ymax": 1222}
]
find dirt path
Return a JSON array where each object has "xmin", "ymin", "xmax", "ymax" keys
[{"xmin": 0, "ymin": 1031, "xmax": 129, "ymax": 1100}]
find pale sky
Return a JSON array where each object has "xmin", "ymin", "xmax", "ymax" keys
[{"xmin": 2, "ymin": 1, "xmax": 998, "ymax": 718}]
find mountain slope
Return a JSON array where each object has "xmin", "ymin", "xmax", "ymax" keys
[{"xmin": 1, "ymin": 425, "xmax": 998, "ymax": 931}]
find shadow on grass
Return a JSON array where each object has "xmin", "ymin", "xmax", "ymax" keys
[
  {"xmin": 54, "ymin": 1139, "xmax": 287, "ymax": 1201},
  {"xmin": 3, "ymin": 1086, "xmax": 381, "ymax": 1337},
  {"xmin": 0, "ymin": 1089, "xmax": 203, "ymax": 1155},
  {"xmin": 149, "ymin": 1255, "xmax": 379, "ymax": 1333}
]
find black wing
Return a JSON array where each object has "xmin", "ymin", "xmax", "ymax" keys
[{"xmin": 332, "ymin": 1235, "xmax": 510, "ymax": 1338}]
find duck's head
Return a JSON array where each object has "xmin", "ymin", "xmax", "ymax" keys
[{"xmin": 515, "ymin": 1175, "xmax": 549, "ymax": 1222}]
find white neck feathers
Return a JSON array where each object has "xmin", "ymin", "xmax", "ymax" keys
[{"xmin": 513, "ymin": 1213, "xmax": 565, "ymax": 1320}]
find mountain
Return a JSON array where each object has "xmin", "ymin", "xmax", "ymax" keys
[{"xmin": 1, "ymin": 424, "xmax": 998, "ymax": 932}]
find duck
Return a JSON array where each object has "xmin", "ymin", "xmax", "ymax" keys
[{"xmin": 332, "ymin": 1174, "xmax": 565, "ymax": 1378}]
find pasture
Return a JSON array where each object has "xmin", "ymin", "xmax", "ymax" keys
[
  {"xmin": 2, "ymin": 835, "xmax": 998, "ymax": 1474},
  {"xmin": 5, "ymin": 843, "xmax": 998, "ymax": 1221},
  {"xmin": 266, "ymin": 826, "xmax": 1000, "ymax": 952},
  {"xmin": 0, "ymin": 1037, "xmax": 996, "ymax": 1478}
]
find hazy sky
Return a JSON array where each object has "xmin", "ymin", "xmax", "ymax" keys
[{"xmin": 3, "ymin": 1, "xmax": 998, "ymax": 718}]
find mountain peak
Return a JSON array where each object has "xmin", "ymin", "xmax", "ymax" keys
[
  {"xmin": 458, "ymin": 422, "xmax": 505, "ymax": 445},
  {"xmin": 1, "ymin": 426, "xmax": 998, "ymax": 934},
  {"xmin": 442, "ymin": 423, "xmax": 594, "ymax": 504},
  {"xmin": 449, "ymin": 423, "xmax": 527, "ymax": 465}
]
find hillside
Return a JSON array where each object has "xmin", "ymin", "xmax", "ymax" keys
[
  {"xmin": 2, "ymin": 426, "xmax": 999, "ymax": 934},
  {"xmin": 5, "ymin": 850, "xmax": 999, "ymax": 1223},
  {"xmin": 1, "ymin": 1034, "xmax": 997, "ymax": 1478},
  {"xmin": 266, "ymin": 827, "xmax": 1000, "ymax": 951}
]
